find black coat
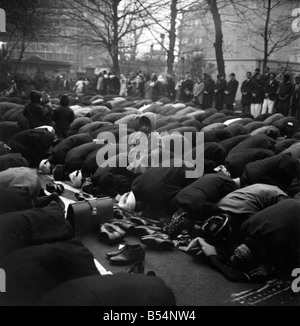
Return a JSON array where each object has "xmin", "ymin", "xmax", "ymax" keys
[
  {"xmin": 215, "ymin": 79, "xmax": 227, "ymax": 99},
  {"xmin": 132, "ymin": 166, "xmax": 194, "ymax": 213},
  {"xmin": 0, "ymin": 239, "xmax": 98, "ymax": 306},
  {"xmin": 241, "ymin": 79, "xmax": 253, "ymax": 105},
  {"xmin": 50, "ymin": 133, "xmax": 93, "ymax": 165},
  {"xmin": 242, "ymin": 199, "xmax": 300, "ymax": 277},
  {"xmin": 203, "ymin": 79, "xmax": 216, "ymax": 109},
  {"xmin": 174, "ymin": 174, "xmax": 237, "ymax": 218},
  {"xmin": 52, "ymin": 106, "xmax": 75, "ymax": 133},
  {"xmin": 264, "ymin": 79, "xmax": 279, "ymax": 101},
  {"xmin": 250, "ymin": 80, "xmax": 265, "ymax": 104},
  {"xmin": 8, "ymin": 129, "xmax": 54, "ymax": 167},
  {"xmin": 224, "ymin": 80, "xmax": 239, "ymax": 105}
]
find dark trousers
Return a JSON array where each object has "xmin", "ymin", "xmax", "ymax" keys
[
  {"xmin": 242, "ymin": 104, "xmax": 251, "ymax": 114},
  {"xmin": 215, "ymin": 96, "xmax": 224, "ymax": 111},
  {"xmin": 226, "ymin": 104, "xmax": 234, "ymax": 111}
]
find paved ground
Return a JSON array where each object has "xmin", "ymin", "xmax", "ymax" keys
[{"xmin": 40, "ymin": 174, "xmax": 299, "ymax": 306}]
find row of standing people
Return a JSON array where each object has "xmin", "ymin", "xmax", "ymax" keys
[{"xmin": 241, "ymin": 69, "xmax": 300, "ymax": 122}]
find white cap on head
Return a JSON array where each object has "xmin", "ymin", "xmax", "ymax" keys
[
  {"xmin": 69, "ymin": 170, "xmax": 83, "ymax": 188},
  {"xmin": 39, "ymin": 159, "xmax": 51, "ymax": 174},
  {"xmin": 118, "ymin": 192, "xmax": 136, "ymax": 212},
  {"xmin": 35, "ymin": 126, "xmax": 55, "ymax": 136}
]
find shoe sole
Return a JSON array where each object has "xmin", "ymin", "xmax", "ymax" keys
[{"xmin": 109, "ymin": 255, "xmax": 145, "ymax": 266}]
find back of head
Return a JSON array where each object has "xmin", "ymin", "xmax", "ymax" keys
[
  {"xmin": 284, "ymin": 74, "xmax": 291, "ymax": 83},
  {"xmin": 41, "ymin": 91, "xmax": 50, "ymax": 104},
  {"xmin": 30, "ymin": 90, "xmax": 42, "ymax": 104},
  {"xmin": 60, "ymin": 95, "xmax": 70, "ymax": 107}
]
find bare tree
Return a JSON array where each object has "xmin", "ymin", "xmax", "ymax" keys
[
  {"xmin": 230, "ymin": 0, "xmax": 300, "ymax": 70},
  {"xmin": 0, "ymin": 0, "xmax": 56, "ymax": 75},
  {"xmin": 56, "ymin": 0, "xmax": 160, "ymax": 75},
  {"xmin": 204, "ymin": 0, "xmax": 226, "ymax": 76},
  {"xmin": 137, "ymin": 0, "xmax": 201, "ymax": 75}
]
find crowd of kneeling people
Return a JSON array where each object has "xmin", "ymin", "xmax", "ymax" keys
[{"xmin": 0, "ymin": 85, "xmax": 300, "ymax": 305}]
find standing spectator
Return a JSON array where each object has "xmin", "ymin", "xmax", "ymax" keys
[
  {"xmin": 150, "ymin": 74, "xmax": 164, "ymax": 102},
  {"xmin": 135, "ymin": 75, "xmax": 145, "ymax": 99},
  {"xmin": 251, "ymin": 68, "xmax": 261, "ymax": 81},
  {"xmin": 96, "ymin": 73, "xmax": 104, "ymax": 95},
  {"xmin": 102, "ymin": 71, "xmax": 109, "ymax": 96},
  {"xmin": 203, "ymin": 74, "xmax": 216, "ymax": 110},
  {"xmin": 180, "ymin": 73, "xmax": 194, "ymax": 103},
  {"xmin": 127, "ymin": 72, "xmax": 137, "ymax": 97},
  {"xmin": 119, "ymin": 74, "xmax": 127, "ymax": 97},
  {"xmin": 193, "ymin": 77, "xmax": 205, "ymax": 108},
  {"xmin": 165, "ymin": 75, "xmax": 176, "ymax": 101},
  {"xmin": 175, "ymin": 76, "xmax": 184, "ymax": 101},
  {"xmin": 250, "ymin": 74, "xmax": 265, "ymax": 118},
  {"xmin": 262, "ymin": 73, "xmax": 279, "ymax": 115},
  {"xmin": 276, "ymin": 67, "xmax": 286, "ymax": 85},
  {"xmin": 108, "ymin": 73, "xmax": 121, "ymax": 95},
  {"xmin": 74, "ymin": 78, "xmax": 85, "ymax": 95},
  {"xmin": 277, "ymin": 74, "xmax": 293, "ymax": 117},
  {"xmin": 144, "ymin": 75, "xmax": 152, "ymax": 100},
  {"xmin": 224, "ymin": 73, "xmax": 239, "ymax": 111},
  {"xmin": 292, "ymin": 76, "xmax": 300, "ymax": 123},
  {"xmin": 214, "ymin": 74, "xmax": 227, "ymax": 111},
  {"xmin": 241, "ymin": 72, "xmax": 253, "ymax": 113},
  {"xmin": 52, "ymin": 95, "xmax": 75, "ymax": 140},
  {"xmin": 263, "ymin": 66, "xmax": 271, "ymax": 83},
  {"xmin": 63, "ymin": 77, "xmax": 71, "ymax": 92},
  {"xmin": 41, "ymin": 91, "xmax": 53, "ymax": 126},
  {"xmin": 23, "ymin": 91, "xmax": 52, "ymax": 129}
]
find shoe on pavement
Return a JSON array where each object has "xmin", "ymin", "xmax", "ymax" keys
[{"xmin": 109, "ymin": 245, "xmax": 145, "ymax": 265}]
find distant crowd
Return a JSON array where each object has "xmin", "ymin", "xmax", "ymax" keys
[
  {"xmin": 5, "ymin": 66, "xmax": 300, "ymax": 124},
  {"xmin": 70, "ymin": 67, "xmax": 300, "ymax": 123}
]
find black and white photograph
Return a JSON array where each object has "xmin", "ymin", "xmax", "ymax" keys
[{"xmin": 0, "ymin": 0, "xmax": 300, "ymax": 308}]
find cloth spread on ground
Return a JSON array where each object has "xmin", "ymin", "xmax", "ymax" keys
[{"xmin": 230, "ymin": 280, "xmax": 300, "ymax": 306}]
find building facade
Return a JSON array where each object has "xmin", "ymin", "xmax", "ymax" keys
[{"xmin": 178, "ymin": 0, "xmax": 300, "ymax": 98}]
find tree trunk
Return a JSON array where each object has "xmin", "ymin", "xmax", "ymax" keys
[
  {"xmin": 206, "ymin": 0, "xmax": 225, "ymax": 76},
  {"xmin": 110, "ymin": 43, "xmax": 120, "ymax": 76},
  {"xmin": 14, "ymin": 40, "xmax": 26, "ymax": 75},
  {"xmin": 111, "ymin": 0, "xmax": 121, "ymax": 75},
  {"xmin": 263, "ymin": 0, "xmax": 272, "ymax": 70},
  {"xmin": 167, "ymin": 0, "xmax": 178, "ymax": 75}
]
